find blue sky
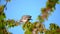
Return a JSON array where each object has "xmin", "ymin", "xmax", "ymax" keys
[{"xmin": 0, "ymin": 0, "xmax": 60, "ymax": 34}]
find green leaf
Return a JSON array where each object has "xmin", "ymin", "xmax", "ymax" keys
[
  {"xmin": 24, "ymin": 30, "xmax": 32, "ymax": 34},
  {"xmin": 57, "ymin": 1, "xmax": 60, "ymax": 4}
]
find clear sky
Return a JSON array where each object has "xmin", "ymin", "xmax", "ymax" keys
[{"xmin": 0, "ymin": 0, "xmax": 60, "ymax": 34}]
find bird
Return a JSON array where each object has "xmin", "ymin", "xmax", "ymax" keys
[{"xmin": 20, "ymin": 15, "xmax": 32, "ymax": 24}]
